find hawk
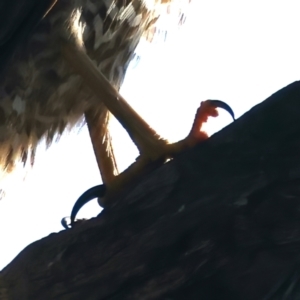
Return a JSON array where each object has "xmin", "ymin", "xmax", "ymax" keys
[{"xmin": 0, "ymin": 0, "xmax": 234, "ymax": 214}]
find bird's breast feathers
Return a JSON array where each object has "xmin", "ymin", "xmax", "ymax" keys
[{"xmin": 0, "ymin": 0, "xmax": 189, "ymax": 176}]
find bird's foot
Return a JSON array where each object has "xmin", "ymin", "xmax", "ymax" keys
[
  {"xmin": 61, "ymin": 185, "xmax": 106, "ymax": 229},
  {"xmin": 61, "ymin": 41, "xmax": 235, "ymax": 228},
  {"xmin": 62, "ymin": 100, "xmax": 235, "ymax": 229},
  {"xmin": 188, "ymin": 99, "xmax": 235, "ymax": 142},
  {"xmin": 166, "ymin": 100, "xmax": 235, "ymax": 155}
]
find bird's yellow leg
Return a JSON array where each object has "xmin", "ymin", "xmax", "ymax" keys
[
  {"xmin": 85, "ymin": 109, "xmax": 119, "ymax": 185},
  {"xmin": 61, "ymin": 41, "xmax": 168, "ymax": 162},
  {"xmin": 61, "ymin": 41, "xmax": 235, "ymax": 208}
]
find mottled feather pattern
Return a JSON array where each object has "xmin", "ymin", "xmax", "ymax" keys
[{"xmin": 0, "ymin": 0, "xmax": 190, "ymax": 185}]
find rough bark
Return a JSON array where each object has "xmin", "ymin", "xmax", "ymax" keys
[{"xmin": 2, "ymin": 82, "xmax": 300, "ymax": 299}]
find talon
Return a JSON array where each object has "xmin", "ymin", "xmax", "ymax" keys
[
  {"xmin": 207, "ymin": 100, "xmax": 235, "ymax": 121},
  {"xmin": 61, "ymin": 217, "xmax": 71, "ymax": 230},
  {"xmin": 62, "ymin": 184, "xmax": 106, "ymax": 229}
]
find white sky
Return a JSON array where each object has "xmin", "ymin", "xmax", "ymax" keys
[{"xmin": 1, "ymin": 1, "xmax": 300, "ymax": 270}]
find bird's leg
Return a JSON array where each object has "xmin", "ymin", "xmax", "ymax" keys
[
  {"xmin": 61, "ymin": 40, "xmax": 168, "ymax": 162},
  {"xmin": 85, "ymin": 109, "xmax": 119, "ymax": 185},
  {"xmin": 60, "ymin": 40, "xmax": 235, "ymax": 220},
  {"xmin": 62, "ymin": 98, "xmax": 235, "ymax": 224}
]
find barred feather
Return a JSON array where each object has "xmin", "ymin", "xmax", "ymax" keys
[{"xmin": 0, "ymin": 0, "xmax": 191, "ymax": 191}]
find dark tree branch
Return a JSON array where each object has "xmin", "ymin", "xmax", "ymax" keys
[{"xmin": 2, "ymin": 82, "xmax": 300, "ymax": 299}]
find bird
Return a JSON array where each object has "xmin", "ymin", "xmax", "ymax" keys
[
  {"xmin": 0, "ymin": 0, "xmax": 190, "ymax": 194},
  {"xmin": 0, "ymin": 0, "xmax": 234, "ymax": 215}
]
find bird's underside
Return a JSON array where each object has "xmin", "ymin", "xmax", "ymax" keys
[
  {"xmin": 0, "ymin": 0, "xmax": 189, "ymax": 184},
  {"xmin": 0, "ymin": 0, "xmax": 156, "ymax": 173},
  {"xmin": 0, "ymin": 0, "xmax": 235, "ymax": 220}
]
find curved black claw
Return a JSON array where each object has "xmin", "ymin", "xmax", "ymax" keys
[
  {"xmin": 208, "ymin": 100, "xmax": 235, "ymax": 121},
  {"xmin": 61, "ymin": 184, "xmax": 106, "ymax": 229},
  {"xmin": 61, "ymin": 217, "xmax": 71, "ymax": 229}
]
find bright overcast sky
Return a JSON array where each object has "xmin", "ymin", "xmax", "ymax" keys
[{"xmin": 1, "ymin": 1, "xmax": 300, "ymax": 270}]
